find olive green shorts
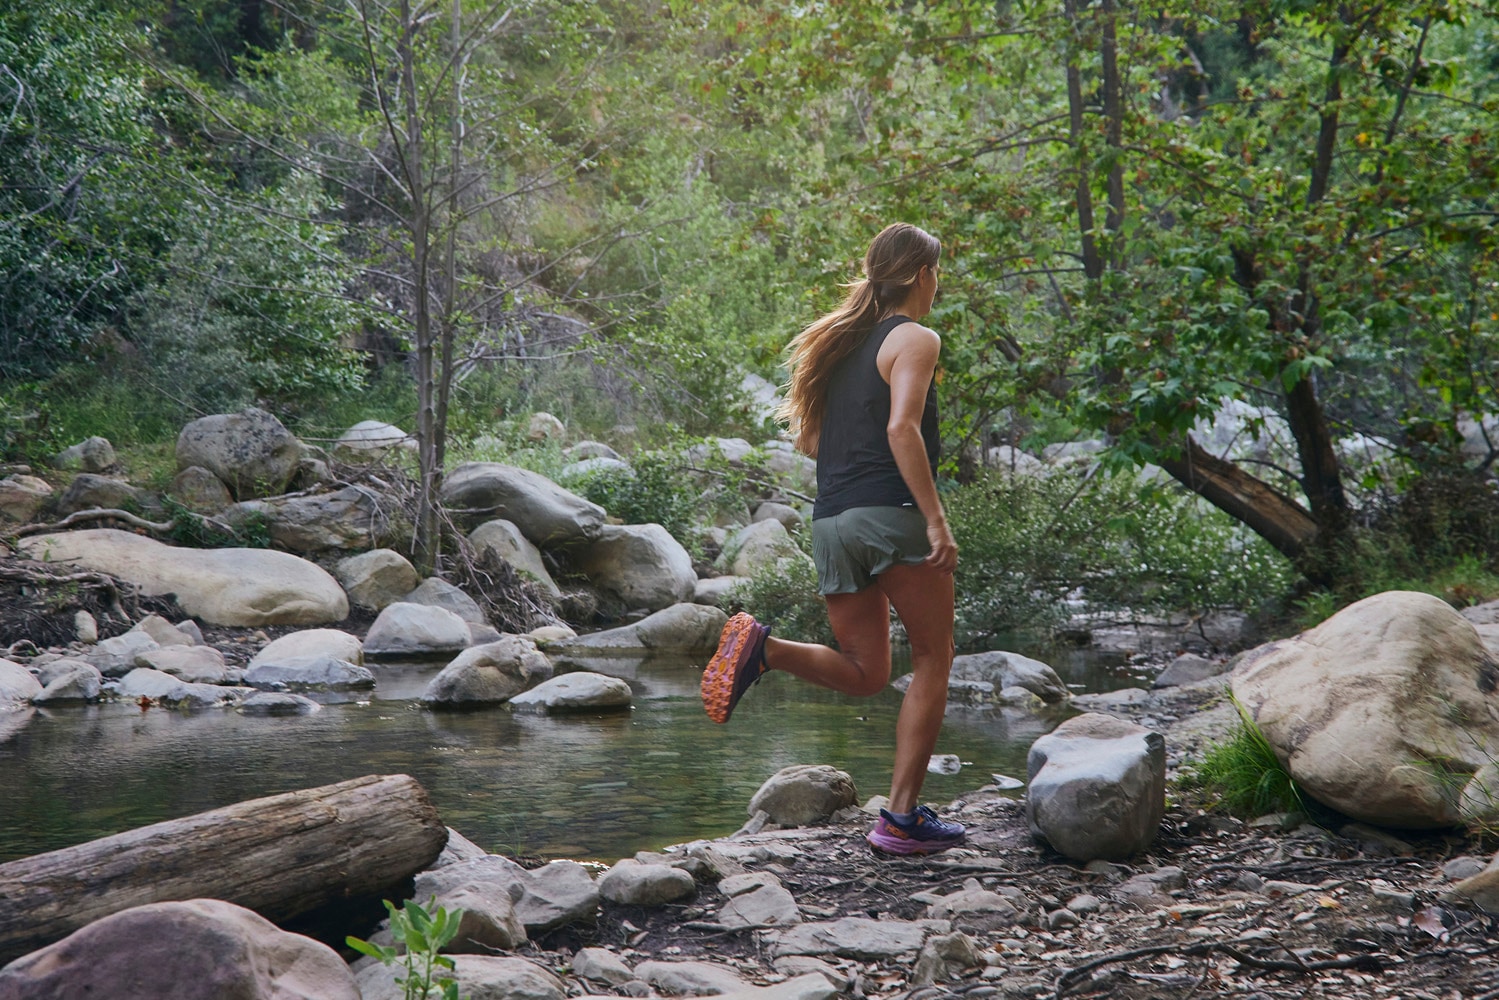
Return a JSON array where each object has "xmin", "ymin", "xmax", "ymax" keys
[{"xmin": 811, "ymin": 505, "xmax": 931, "ymax": 595}]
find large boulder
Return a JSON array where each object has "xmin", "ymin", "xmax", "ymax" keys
[
  {"xmin": 16, "ymin": 530, "xmax": 348, "ymax": 626},
  {"xmin": 225, "ymin": 486, "xmax": 405, "ymax": 553},
  {"xmin": 469, "ymin": 520, "xmax": 562, "ymax": 599},
  {"xmin": 571, "ymin": 524, "xmax": 696, "ymax": 611},
  {"xmin": 0, "ymin": 898, "xmax": 360, "ymax": 1000},
  {"xmin": 0, "ymin": 475, "xmax": 52, "ymax": 523},
  {"xmin": 134, "ymin": 645, "xmax": 230, "ymax": 684},
  {"xmin": 175, "ymin": 407, "xmax": 302, "ymax": 500},
  {"xmin": 31, "ymin": 661, "xmax": 103, "ymax": 704},
  {"xmin": 244, "ymin": 656, "xmax": 374, "ymax": 691},
  {"xmin": 420, "ymin": 636, "xmax": 552, "ymax": 707},
  {"xmin": 508, "ymin": 672, "xmax": 632, "ymax": 714},
  {"xmin": 1026, "ymin": 713, "xmax": 1165, "ymax": 862},
  {"xmin": 335, "ymin": 549, "xmax": 420, "ymax": 611},
  {"xmin": 597, "ymin": 859, "xmax": 696, "ymax": 906},
  {"xmin": 1231, "ymin": 590, "xmax": 1499, "ymax": 829},
  {"xmin": 441, "ymin": 462, "xmax": 605, "ymax": 543},
  {"xmin": 748, "ymin": 765, "xmax": 858, "ymax": 827},
  {"xmin": 363, "ymin": 602, "xmax": 472, "ymax": 659},
  {"xmin": 551, "ymin": 603, "xmax": 727, "ymax": 655}
]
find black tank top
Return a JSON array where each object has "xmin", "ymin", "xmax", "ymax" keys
[{"xmin": 812, "ymin": 314, "xmax": 939, "ymax": 519}]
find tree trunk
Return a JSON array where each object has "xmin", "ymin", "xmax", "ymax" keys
[
  {"xmin": 0, "ymin": 774, "xmax": 447, "ymax": 964},
  {"xmin": 1156, "ymin": 434, "xmax": 1321, "ymax": 570},
  {"xmin": 1063, "ymin": 0, "xmax": 1103, "ymax": 283}
]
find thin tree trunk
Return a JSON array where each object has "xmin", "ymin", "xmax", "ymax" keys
[{"xmin": 1063, "ymin": 0, "xmax": 1103, "ymax": 283}]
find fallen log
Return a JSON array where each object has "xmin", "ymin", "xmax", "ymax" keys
[{"xmin": 0, "ymin": 773, "xmax": 448, "ymax": 965}]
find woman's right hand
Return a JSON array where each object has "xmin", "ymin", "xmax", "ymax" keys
[{"xmin": 925, "ymin": 518, "xmax": 958, "ymax": 575}]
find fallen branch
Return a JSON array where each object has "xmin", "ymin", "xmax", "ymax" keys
[
  {"xmin": 1052, "ymin": 940, "xmax": 1388, "ymax": 997},
  {"xmin": 12, "ymin": 508, "xmax": 175, "ymax": 537}
]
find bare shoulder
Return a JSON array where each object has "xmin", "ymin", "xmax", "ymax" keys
[{"xmin": 878, "ymin": 320, "xmax": 942, "ymax": 370}]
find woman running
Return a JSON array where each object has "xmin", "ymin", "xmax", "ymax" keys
[{"xmin": 701, "ymin": 222, "xmax": 964, "ymax": 855}]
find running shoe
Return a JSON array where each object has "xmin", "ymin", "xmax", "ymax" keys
[
  {"xmin": 866, "ymin": 805, "xmax": 966, "ymax": 855},
  {"xmin": 701, "ymin": 612, "xmax": 770, "ymax": 724}
]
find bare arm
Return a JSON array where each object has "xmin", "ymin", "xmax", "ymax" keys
[{"xmin": 879, "ymin": 323, "xmax": 957, "ymax": 573}]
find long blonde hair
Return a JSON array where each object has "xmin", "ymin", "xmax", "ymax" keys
[{"xmin": 779, "ymin": 223, "xmax": 942, "ymax": 454}]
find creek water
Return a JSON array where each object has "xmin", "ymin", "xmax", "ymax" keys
[{"xmin": 0, "ymin": 643, "xmax": 1144, "ymax": 864}]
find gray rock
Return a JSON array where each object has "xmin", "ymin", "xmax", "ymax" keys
[
  {"xmin": 0, "ymin": 659, "xmax": 44, "ymax": 705},
  {"xmin": 950, "ymin": 650, "xmax": 1069, "ymax": 703},
  {"xmin": 718, "ymin": 974, "xmax": 839, "ymax": 1000},
  {"xmin": 571, "ymin": 947, "xmax": 634, "ymax": 986},
  {"xmin": 759, "ymin": 447, "xmax": 818, "ymax": 494},
  {"xmin": 634, "ymin": 960, "xmax": 749, "ymax": 996},
  {"xmin": 84, "ymin": 630, "xmax": 160, "ymax": 677},
  {"xmin": 73, "ymin": 610, "xmax": 99, "ymax": 644},
  {"xmin": 752, "ymin": 502, "xmax": 804, "ymax": 533},
  {"xmin": 925, "ymin": 881, "xmax": 1022, "ymax": 934},
  {"xmin": 244, "ymin": 655, "xmax": 375, "ymax": 691},
  {"xmin": 687, "ymin": 437, "xmax": 756, "ymax": 464},
  {"xmin": 176, "ymin": 407, "xmax": 302, "ymax": 500},
  {"xmin": 469, "ymin": 519, "xmax": 562, "ymax": 600},
  {"xmin": 169, "ymin": 466, "xmax": 233, "ymax": 512},
  {"xmin": 748, "ymin": 764, "xmax": 858, "ymax": 827},
  {"xmin": 440, "ymin": 885, "xmax": 528, "ymax": 952},
  {"xmin": 421, "ymin": 636, "xmax": 552, "ymax": 707},
  {"xmin": 250, "ymin": 628, "xmax": 364, "ymax": 668},
  {"xmin": 770, "ymin": 917, "xmax": 951, "ymax": 959},
  {"xmin": 334, "ymin": 420, "xmax": 414, "ymax": 460},
  {"xmin": 0, "ymin": 474, "xmax": 52, "ymax": 522},
  {"xmin": 430, "ymin": 827, "xmax": 491, "ymax": 869},
  {"xmin": 31, "ymin": 661, "xmax": 103, "ymax": 704},
  {"xmin": 116, "ymin": 668, "xmax": 235, "ymax": 710},
  {"xmin": 224, "ymin": 486, "xmax": 401, "ymax": 553},
  {"xmin": 364, "ymin": 602, "xmax": 473, "ymax": 659},
  {"xmin": 572, "ymin": 524, "xmax": 697, "ymax": 611},
  {"xmin": 1443, "ymin": 856, "xmax": 1488, "ymax": 881},
  {"xmin": 236, "ymin": 691, "xmax": 322, "ymax": 716},
  {"xmin": 357, "ymin": 955, "xmax": 564, "ymax": 1000},
  {"xmin": 553, "ymin": 603, "xmax": 727, "ymax": 655},
  {"xmin": 175, "ymin": 619, "xmax": 205, "ymax": 644},
  {"xmin": 405, "ymin": 577, "xmax": 488, "ymax": 624},
  {"xmin": 1114, "ymin": 867, "xmax": 1186, "ymax": 908},
  {"xmin": 528, "ymin": 411, "xmax": 565, "ymax": 442},
  {"xmin": 1152, "ymin": 653, "xmax": 1227, "ymax": 688},
  {"xmin": 560, "ymin": 456, "xmax": 633, "ymax": 482},
  {"xmin": 565, "ymin": 441, "xmax": 622, "ymax": 462},
  {"xmin": 508, "ymin": 672, "xmax": 632, "ymax": 714},
  {"xmin": 133, "ymin": 645, "xmax": 229, "ymax": 684},
  {"xmin": 911, "ymin": 931, "xmax": 982, "ymax": 987},
  {"xmin": 719, "ymin": 873, "xmax": 801, "ymax": 929},
  {"xmin": 719, "ymin": 519, "xmax": 808, "ymax": 578},
  {"xmin": 1026, "ymin": 713, "xmax": 1166, "ymax": 862},
  {"xmin": 693, "ymin": 576, "xmax": 748, "ymax": 608},
  {"xmin": 517, "ymin": 860, "xmax": 601, "ymax": 930},
  {"xmin": 598, "ymin": 859, "xmax": 697, "ymax": 906},
  {"xmin": 0, "ymin": 898, "xmax": 359, "ymax": 1000},
  {"xmin": 54, "ymin": 473, "xmax": 144, "ymax": 516},
  {"xmin": 442, "ymin": 462, "xmax": 606, "ymax": 543},
  {"xmin": 335, "ymin": 549, "xmax": 420, "ymax": 611},
  {"xmin": 133, "ymin": 613, "xmax": 197, "ymax": 647},
  {"xmin": 52, "ymin": 435, "xmax": 116, "ymax": 472}
]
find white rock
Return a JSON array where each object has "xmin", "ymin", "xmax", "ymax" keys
[
  {"xmin": 244, "ymin": 655, "xmax": 375, "ymax": 691},
  {"xmin": 32, "ymin": 662, "xmax": 103, "ymax": 704},
  {"xmin": 693, "ymin": 576, "xmax": 747, "ymax": 608},
  {"xmin": 552, "ymin": 603, "xmax": 727, "ymax": 655},
  {"xmin": 0, "ymin": 474, "xmax": 53, "ymax": 522},
  {"xmin": 634, "ymin": 960, "xmax": 749, "ymax": 996},
  {"xmin": 250, "ymin": 629, "xmax": 364, "ymax": 668},
  {"xmin": 421, "ymin": 636, "xmax": 552, "ymax": 706},
  {"xmin": 720, "ymin": 519, "xmax": 808, "ymax": 578},
  {"xmin": 572, "ymin": 524, "xmax": 696, "ymax": 611},
  {"xmin": 134, "ymin": 645, "xmax": 229, "ymax": 684},
  {"xmin": 748, "ymin": 765, "xmax": 858, "ymax": 827},
  {"xmin": 0, "ymin": 659, "xmax": 44, "ymax": 706},
  {"xmin": 508, "ymin": 672, "xmax": 632, "ymax": 714},
  {"xmin": 470, "ymin": 519, "xmax": 562, "ymax": 599},
  {"xmin": 363, "ymin": 602, "xmax": 472, "ymax": 659},
  {"xmin": 333, "ymin": 420, "xmax": 414, "ymax": 459},
  {"xmin": 528, "ymin": 411, "xmax": 566, "ymax": 442},
  {"xmin": 404, "ymin": 577, "xmax": 489, "ymax": 624},
  {"xmin": 769, "ymin": 917, "xmax": 951, "ymax": 959},
  {"xmin": 598, "ymin": 859, "xmax": 696, "ymax": 906},
  {"xmin": 17, "ymin": 529, "xmax": 348, "ymax": 627},
  {"xmin": 335, "ymin": 549, "xmax": 420, "ymax": 611}
]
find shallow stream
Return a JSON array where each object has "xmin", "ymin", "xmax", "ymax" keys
[{"xmin": 0, "ymin": 643, "xmax": 1144, "ymax": 864}]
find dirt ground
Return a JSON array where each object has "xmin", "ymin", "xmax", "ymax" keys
[{"xmin": 545, "ymin": 793, "xmax": 1499, "ymax": 1000}]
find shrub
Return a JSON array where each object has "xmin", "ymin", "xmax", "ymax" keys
[
  {"xmin": 347, "ymin": 898, "xmax": 466, "ymax": 1000},
  {"xmin": 725, "ymin": 548, "xmax": 834, "ymax": 647}
]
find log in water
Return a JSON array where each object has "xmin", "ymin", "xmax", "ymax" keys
[{"xmin": 0, "ymin": 773, "xmax": 447, "ymax": 964}]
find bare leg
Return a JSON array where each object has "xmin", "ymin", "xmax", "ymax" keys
[
  {"xmin": 761, "ymin": 587, "xmax": 893, "ymax": 698},
  {"xmin": 875, "ymin": 562, "xmax": 956, "ymax": 814}
]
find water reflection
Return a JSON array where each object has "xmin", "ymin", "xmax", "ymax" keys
[{"xmin": 0, "ymin": 643, "xmax": 1130, "ymax": 864}]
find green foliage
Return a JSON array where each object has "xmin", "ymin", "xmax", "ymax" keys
[
  {"xmin": 160, "ymin": 496, "xmax": 271, "ymax": 549},
  {"xmin": 1179, "ymin": 698, "xmax": 1306, "ymax": 819},
  {"xmin": 725, "ymin": 539, "xmax": 834, "ymax": 647},
  {"xmin": 947, "ymin": 470, "xmax": 1297, "ymax": 643},
  {"xmin": 347, "ymin": 898, "xmax": 467, "ymax": 1000},
  {"xmin": 571, "ymin": 452, "xmax": 699, "ymax": 541}
]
